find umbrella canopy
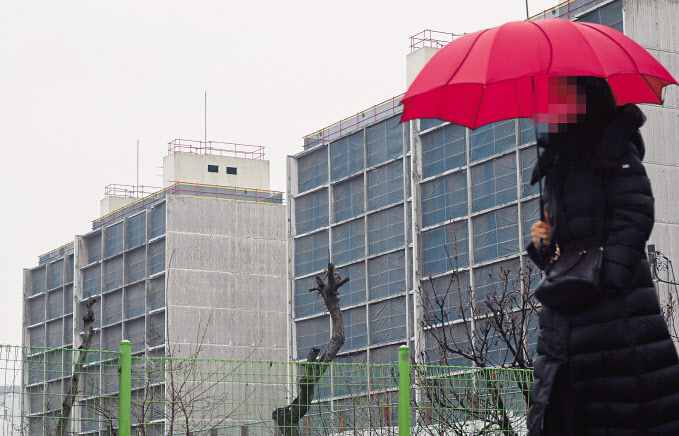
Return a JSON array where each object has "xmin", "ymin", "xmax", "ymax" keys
[{"xmin": 400, "ymin": 18, "xmax": 677, "ymax": 129}]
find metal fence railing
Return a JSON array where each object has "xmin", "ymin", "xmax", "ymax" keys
[{"xmin": 0, "ymin": 344, "xmax": 532, "ymax": 435}]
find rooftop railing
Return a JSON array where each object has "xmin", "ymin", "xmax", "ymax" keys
[
  {"xmin": 168, "ymin": 139, "xmax": 265, "ymax": 160},
  {"xmin": 38, "ymin": 242, "xmax": 75, "ymax": 266},
  {"xmin": 302, "ymin": 94, "xmax": 404, "ymax": 150},
  {"xmin": 528, "ymin": 0, "xmax": 604, "ymax": 21},
  {"xmin": 104, "ymin": 184, "xmax": 162, "ymax": 198},
  {"xmin": 93, "ymin": 182, "xmax": 284, "ymax": 230},
  {"xmin": 409, "ymin": 29, "xmax": 465, "ymax": 53}
]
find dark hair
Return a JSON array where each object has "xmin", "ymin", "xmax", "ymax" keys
[{"xmin": 537, "ymin": 76, "xmax": 618, "ymax": 157}]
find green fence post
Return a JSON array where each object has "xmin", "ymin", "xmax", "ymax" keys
[
  {"xmin": 119, "ymin": 340, "xmax": 132, "ymax": 436},
  {"xmin": 398, "ymin": 345, "xmax": 410, "ymax": 436}
]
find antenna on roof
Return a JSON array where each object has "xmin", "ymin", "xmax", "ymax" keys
[
  {"xmin": 136, "ymin": 139, "xmax": 140, "ymax": 188},
  {"xmin": 204, "ymin": 90, "xmax": 207, "ymax": 144}
]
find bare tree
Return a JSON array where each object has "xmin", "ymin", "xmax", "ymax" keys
[
  {"xmin": 413, "ymin": 222, "xmax": 539, "ymax": 436},
  {"xmin": 55, "ymin": 294, "xmax": 98, "ymax": 436},
  {"xmin": 272, "ymin": 263, "xmax": 349, "ymax": 436}
]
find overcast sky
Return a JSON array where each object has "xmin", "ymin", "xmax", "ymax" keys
[{"xmin": 0, "ymin": 0, "xmax": 558, "ymax": 345}]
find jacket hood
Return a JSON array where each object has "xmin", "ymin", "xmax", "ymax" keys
[{"xmin": 531, "ymin": 104, "xmax": 646, "ymax": 184}]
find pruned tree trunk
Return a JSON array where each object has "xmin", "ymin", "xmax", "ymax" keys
[
  {"xmin": 56, "ymin": 295, "xmax": 98, "ymax": 436},
  {"xmin": 272, "ymin": 263, "xmax": 349, "ymax": 436}
]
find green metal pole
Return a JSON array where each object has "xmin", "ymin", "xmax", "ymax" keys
[
  {"xmin": 119, "ymin": 340, "xmax": 132, "ymax": 436},
  {"xmin": 398, "ymin": 345, "xmax": 411, "ymax": 436}
]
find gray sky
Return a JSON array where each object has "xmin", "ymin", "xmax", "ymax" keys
[{"xmin": 0, "ymin": 0, "xmax": 557, "ymax": 345}]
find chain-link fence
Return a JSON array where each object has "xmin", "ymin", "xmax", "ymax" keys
[{"xmin": 0, "ymin": 344, "xmax": 532, "ymax": 435}]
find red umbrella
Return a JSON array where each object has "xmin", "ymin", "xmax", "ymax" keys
[{"xmin": 400, "ymin": 18, "xmax": 677, "ymax": 128}]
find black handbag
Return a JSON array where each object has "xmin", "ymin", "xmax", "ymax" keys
[{"xmin": 535, "ymin": 246, "xmax": 604, "ymax": 310}]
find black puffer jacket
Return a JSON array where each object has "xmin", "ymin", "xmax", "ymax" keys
[{"xmin": 526, "ymin": 105, "xmax": 679, "ymax": 435}]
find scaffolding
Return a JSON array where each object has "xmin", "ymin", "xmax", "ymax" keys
[{"xmin": 167, "ymin": 138, "xmax": 265, "ymax": 160}]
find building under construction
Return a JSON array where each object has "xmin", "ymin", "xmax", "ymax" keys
[
  {"xmin": 22, "ymin": 140, "xmax": 287, "ymax": 435},
  {"xmin": 286, "ymin": 0, "xmax": 678, "ymax": 373}
]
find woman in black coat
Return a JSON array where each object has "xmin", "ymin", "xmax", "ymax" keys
[{"xmin": 526, "ymin": 76, "xmax": 679, "ymax": 435}]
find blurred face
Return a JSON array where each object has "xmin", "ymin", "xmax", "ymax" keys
[{"xmin": 533, "ymin": 76, "xmax": 587, "ymax": 133}]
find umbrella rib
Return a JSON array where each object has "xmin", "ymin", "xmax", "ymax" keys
[
  {"xmin": 471, "ymin": 85, "xmax": 486, "ymax": 129},
  {"xmin": 435, "ymin": 29, "xmax": 489, "ymax": 122},
  {"xmin": 579, "ymin": 22, "xmax": 640, "ymax": 74},
  {"xmin": 530, "ymin": 21, "xmax": 553, "ymax": 73}
]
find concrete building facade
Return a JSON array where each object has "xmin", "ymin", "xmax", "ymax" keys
[
  {"xmin": 22, "ymin": 142, "xmax": 286, "ymax": 435},
  {"xmin": 287, "ymin": 0, "xmax": 679, "ymax": 369}
]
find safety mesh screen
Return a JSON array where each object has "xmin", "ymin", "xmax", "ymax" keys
[
  {"xmin": 294, "ymin": 230, "xmax": 329, "ymax": 276},
  {"xmin": 421, "ymin": 171, "xmax": 468, "ymax": 228},
  {"xmin": 332, "ymin": 218, "xmax": 365, "ymax": 266},
  {"xmin": 104, "ymin": 256, "xmax": 123, "ymax": 292},
  {"xmin": 471, "ymin": 153, "xmax": 517, "ymax": 212},
  {"xmin": 149, "ymin": 276, "xmax": 166, "ymax": 311},
  {"xmin": 334, "ymin": 352, "xmax": 369, "ymax": 397},
  {"xmin": 294, "ymin": 275, "xmax": 326, "ymax": 318},
  {"xmin": 103, "ymin": 324, "xmax": 122, "ymax": 351},
  {"xmin": 470, "ymin": 119, "xmax": 515, "ymax": 161},
  {"xmin": 105, "ymin": 222, "xmax": 124, "ymax": 258},
  {"xmin": 295, "ymin": 315, "xmax": 330, "ymax": 358},
  {"xmin": 47, "ymin": 289, "xmax": 63, "ymax": 320},
  {"xmin": 369, "ymin": 297, "xmax": 406, "ymax": 345},
  {"xmin": 126, "ymin": 317, "xmax": 145, "ymax": 353},
  {"xmin": 28, "ymin": 326, "xmax": 43, "ymax": 348},
  {"xmin": 128, "ymin": 212, "xmax": 146, "ymax": 249},
  {"xmin": 126, "ymin": 247, "xmax": 146, "ymax": 284},
  {"xmin": 86, "ymin": 235, "xmax": 102, "ymax": 264},
  {"xmin": 32, "ymin": 268, "xmax": 46, "ymax": 295},
  {"xmin": 474, "ymin": 258, "xmax": 521, "ymax": 306},
  {"xmin": 473, "ymin": 206, "xmax": 520, "ymax": 263},
  {"xmin": 45, "ymin": 320, "xmax": 62, "ymax": 348},
  {"xmin": 368, "ymin": 204, "xmax": 404, "ymax": 255},
  {"xmin": 576, "ymin": 0, "xmax": 622, "ymax": 32},
  {"xmin": 298, "ymin": 146, "xmax": 328, "ymax": 193},
  {"xmin": 366, "ymin": 115, "xmax": 403, "ymax": 167},
  {"xmin": 82, "ymin": 265, "xmax": 101, "ymax": 297},
  {"xmin": 64, "ymin": 285, "xmax": 73, "ymax": 314},
  {"xmin": 421, "ymin": 123, "xmax": 466, "ymax": 179},
  {"xmin": 334, "ymin": 176, "xmax": 364, "ymax": 223},
  {"xmin": 126, "ymin": 285, "xmax": 145, "ymax": 319},
  {"xmin": 103, "ymin": 290, "xmax": 123, "ymax": 326},
  {"xmin": 423, "ymin": 321, "xmax": 472, "ymax": 367},
  {"xmin": 422, "ymin": 221, "xmax": 469, "ymax": 276},
  {"xmin": 150, "ymin": 202, "xmax": 166, "ymax": 239},
  {"xmin": 65, "ymin": 255, "xmax": 74, "ymax": 283},
  {"xmin": 148, "ymin": 313, "xmax": 165, "ymax": 347},
  {"xmin": 421, "ymin": 271, "xmax": 471, "ymax": 322},
  {"xmin": 520, "ymin": 118, "xmax": 536, "ymax": 146},
  {"xmin": 29, "ymin": 296, "xmax": 45, "ymax": 325},
  {"xmin": 341, "ymin": 306, "xmax": 367, "ymax": 351},
  {"xmin": 368, "ymin": 250, "xmax": 406, "ymax": 300},
  {"xmin": 48, "ymin": 259, "xmax": 63, "ymax": 289},
  {"xmin": 149, "ymin": 239, "xmax": 165, "ymax": 275},
  {"xmin": 367, "ymin": 160, "xmax": 403, "ymax": 210},
  {"xmin": 336, "ymin": 262, "xmax": 366, "ymax": 309},
  {"xmin": 330, "ymin": 131, "xmax": 364, "ymax": 181},
  {"xmin": 295, "ymin": 189, "xmax": 329, "ymax": 234},
  {"xmin": 521, "ymin": 146, "xmax": 539, "ymax": 197}
]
